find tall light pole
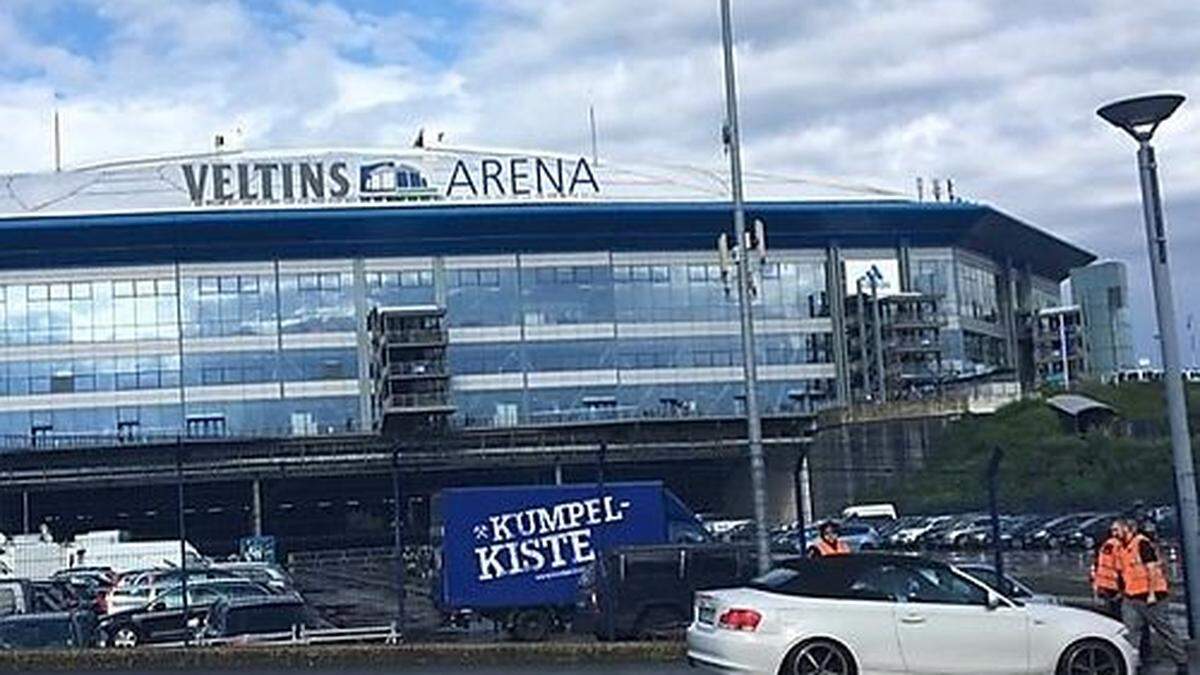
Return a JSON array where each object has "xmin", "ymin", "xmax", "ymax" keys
[
  {"xmin": 1098, "ymin": 92, "xmax": 1200, "ymax": 637},
  {"xmin": 719, "ymin": 0, "xmax": 771, "ymax": 575}
]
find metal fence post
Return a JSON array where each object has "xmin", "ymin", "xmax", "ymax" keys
[
  {"xmin": 176, "ymin": 436, "xmax": 190, "ymax": 646},
  {"xmin": 793, "ymin": 446, "xmax": 810, "ymax": 535},
  {"xmin": 986, "ymin": 446, "xmax": 1005, "ymax": 584},
  {"xmin": 391, "ymin": 446, "xmax": 405, "ymax": 638}
]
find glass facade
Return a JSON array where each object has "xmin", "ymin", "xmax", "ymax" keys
[{"xmin": 0, "ymin": 242, "xmax": 1064, "ymax": 441}]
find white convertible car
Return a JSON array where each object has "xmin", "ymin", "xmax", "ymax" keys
[{"xmin": 687, "ymin": 554, "xmax": 1135, "ymax": 675}]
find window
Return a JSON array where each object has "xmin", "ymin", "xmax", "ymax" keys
[
  {"xmin": 156, "ymin": 589, "xmax": 184, "ymax": 610},
  {"xmin": 0, "ymin": 588, "xmax": 17, "ymax": 616},
  {"xmin": 199, "ymin": 277, "xmax": 220, "ymax": 295},
  {"xmin": 50, "ymin": 284, "xmax": 70, "ymax": 300},
  {"xmin": 113, "ymin": 280, "xmax": 135, "ymax": 298},
  {"xmin": 27, "ymin": 285, "xmax": 49, "ymax": 302},
  {"xmin": 901, "ymin": 563, "xmax": 988, "ymax": 606},
  {"xmin": 136, "ymin": 279, "xmax": 157, "ymax": 297},
  {"xmin": 297, "ymin": 274, "xmax": 320, "ymax": 291},
  {"xmin": 239, "ymin": 276, "xmax": 259, "ymax": 294}
]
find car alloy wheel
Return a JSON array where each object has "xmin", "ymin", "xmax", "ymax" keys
[
  {"xmin": 789, "ymin": 640, "xmax": 853, "ymax": 675},
  {"xmin": 111, "ymin": 626, "xmax": 140, "ymax": 649},
  {"xmin": 1060, "ymin": 640, "xmax": 1123, "ymax": 675}
]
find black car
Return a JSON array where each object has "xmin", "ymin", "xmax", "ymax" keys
[
  {"xmin": 199, "ymin": 595, "xmax": 317, "ymax": 642},
  {"xmin": 579, "ymin": 544, "xmax": 761, "ymax": 641},
  {"xmin": 99, "ymin": 579, "xmax": 273, "ymax": 648},
  {"xmin": 1063, "ymin": 513, "xmax": 1119, "ymax": 550},
  {"xmin": 0, "ymin": 612, "xmax": 96, "ymax": 650}
]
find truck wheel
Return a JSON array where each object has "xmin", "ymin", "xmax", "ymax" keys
[{"xmin": 511, "ymin": 608, "xmax": 552, "ymax": 642}]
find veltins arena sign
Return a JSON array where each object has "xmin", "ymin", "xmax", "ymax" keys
[{"xmin": 179, "ymin": 155, "xmax": 600, "ymax": 206}]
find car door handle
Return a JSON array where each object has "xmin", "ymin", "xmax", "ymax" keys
[{"xmin": 901, "ymin": 615, "xmax": 926, "ymax": 624}]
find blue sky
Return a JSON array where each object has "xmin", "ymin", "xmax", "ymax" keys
[{"xmin": 0, "ymin": 0, "xmax": 1198, "ymax": 361}]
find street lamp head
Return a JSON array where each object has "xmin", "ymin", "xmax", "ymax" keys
[{"xmin": 1097, "ymin": 93, "xmax": 1185, "ymax": 142}]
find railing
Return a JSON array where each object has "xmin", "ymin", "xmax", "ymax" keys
[
  {"xmin": 150, "ymin": 624, "xmax": 401, "ymax": 649},
  {"xmin": 382, "ymin": 392, "xmax": 454, "ymax": 410},
  {"xmin": 387, "ymin": 362, "xmax": 448, "ymax": 378},
  {"xmin": 379, "ymin": 328, "xmax": 448, "ymax": 345}
]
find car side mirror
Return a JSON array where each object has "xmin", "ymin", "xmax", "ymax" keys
[
  {"xmin": 986, "ymin": 591, "xmax": 1004, "ymax": 611},
  {"xmin": 150, "ymin": 602, "xmax": 166, "ymax": 612}
]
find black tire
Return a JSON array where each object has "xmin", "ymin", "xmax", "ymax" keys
[
  {"xmin": 780, "ymin": 638, "xmax": 857, "ymax": 675},
  {"xmin": 1056, "ymin": 638, "xmax": 1126, "ymax": 675},
  {"xmin": 108, "ymin": 624, "xmax": 143, "ymax": 649},
  {"xmin": 510, "ymin": 608, "xmax": 553, "ymax": 642},
  {"xmin": 635, "ymin": 605, "xmax": 687, "ymax": 640}
]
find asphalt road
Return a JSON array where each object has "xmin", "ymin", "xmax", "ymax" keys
[
  {"xmin": 108, "ymin": 662, "xmax": 700, "ymax": 667},
  {"xmin": 73, "ymin": 664, "xmax": 1195, "ymax": 675}
]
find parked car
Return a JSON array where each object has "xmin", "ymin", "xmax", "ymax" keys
[
  {"xmin": 198, "ymin": 595, "xmax": 317, "ymax": 643},
  {"xmin": 211, "ymin": 562, "xmax": 294, "ymax": 593},
  {"xmin": 840, "ymin": 503, "xmax": 897, "ymax": 529},
  {"xmin": 914, "ymin": 515, "xmax": 977, "ymax": 548},
  {"xmin": 578, "ymin": 544, "xmax": 760, "ymax": 640},
  {"xmin": 686, "ymin": 554, "xmax": 1135, "ymax": 674},
  {"xmin": 98, "ymin": 579, "xmax": 274, "ymax": 648},
  {"xmin": 955, "ymin": 563, "xmax": 1061, "ymax": 605},
  {"xmin": 1063, "ymin": 513, "xmax": 1120, "ymax": 550},
  {"xmin": 1021, "ymin": 513, "xmax": 1095, "ymax": 549},
  {"xmin": 0, "ymin": 580, "xmax": 37, "ymax": 617},
  {"xmin": 104, "ymin": 567, "xmax": 242, "ymax": 615},
  {"xmin": 887, "ymin": 516, "xmax": 951, "ymax": 548},
  {"xmin": 0, "ymin": 612, "xmax": 97, "ymax": 650}
]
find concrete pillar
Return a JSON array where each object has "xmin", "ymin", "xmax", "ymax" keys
[
  {"xmin": 21, "ymin": 491, "xmax": 30, "ymax": 535},
  {"xmin": 826, "ymin": 246, "xmax": 851, "ymax": 404},
  {"xmin": 251, "ymin": 479, "xmax": 263, "ymax": 537},
  {"xmin": 553, "ymin": 463, "xmax": 564, "ymax": 486},
  {"xmin": 352, "ymin": 258, "xmax": 372, "ymax": 432},
  {"xmin": 897, "ymin": 242, "xmax": 912, "ymax": 292}
]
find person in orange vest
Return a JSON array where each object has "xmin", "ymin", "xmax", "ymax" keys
[
  {"xmin": 808, "ymin": 521, "xmax": 851, "ymax": 558},
  {"xmin": 1116, "ymin": 518, "xmax": 1187, "ymax": 673},
  {"xmin": 1090, "ymin": 520, "xmax": 1123, "ymax": 619}
]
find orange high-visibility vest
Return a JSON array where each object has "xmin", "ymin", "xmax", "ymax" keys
[
  {"xmin": 814, "ymin": 538, "xmax": 851, "ymax": 556},
  {"xmin": 1121, "ymin": 534, "xmax": 1168, "ymax": 598},
  {"xmin": 1091, "ymin": 537, "xmax": 1122, "ymax": 594}
]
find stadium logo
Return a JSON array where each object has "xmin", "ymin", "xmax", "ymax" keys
[
  {"xmin": 179, "ymin": 155, "xmax": 600, "ymax": 206},
  {"xmin": 358, "ymin": 161, "xmax": 440, "ymax": 202}
]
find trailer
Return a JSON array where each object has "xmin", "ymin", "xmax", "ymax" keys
[
  {"xmin": 434, "ymin": 481, "xmax": 706, "ymax": 641},
  {"xmin": 0, "ymin": 530, "xmax": 203, "ymax": 580}
]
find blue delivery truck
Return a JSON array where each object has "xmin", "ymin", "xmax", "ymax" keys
[{"xmin": 434, "ymin": 481, "xmax": 708, "ymax": 641}]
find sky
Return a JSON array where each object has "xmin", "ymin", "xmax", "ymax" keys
[{"xmin": 0, "ymin": 0, "xmax": 1198, "ymax": 363}]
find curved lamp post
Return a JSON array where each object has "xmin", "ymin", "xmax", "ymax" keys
[{"xmin": 1098, "ymin": 93, "xmax": 1199, "ymax": 637}]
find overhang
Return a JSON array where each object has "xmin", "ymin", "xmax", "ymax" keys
[{"xmin": 0, "ymin": 200, "xmax": 1093, "ymax": 281}]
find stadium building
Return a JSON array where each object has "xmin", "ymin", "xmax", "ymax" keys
[{"xmin": 0, "ymin": 145, "xmax": 1093, "ymax": 549}]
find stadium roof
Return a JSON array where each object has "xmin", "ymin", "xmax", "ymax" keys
[
  {"xmin": 0, "ymin": 200, "xmax": 1092, "ymax": 280},
  {"xmin": 0, "ymin": 146, "xmax": 1094, "ymax": 279}
]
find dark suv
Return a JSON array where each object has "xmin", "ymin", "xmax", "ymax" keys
[
  {"xmin": 199, "ymin": 595, "xmax": 317, "ymax": 642},
  {"xmin": 579, "ymin": 544, "xmax": 760, "ymax": 640},
  {"xmin": 98, "ymin": 580, "xmax": 273, "ymax": 648}
]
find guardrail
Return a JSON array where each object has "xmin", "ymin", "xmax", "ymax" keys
[{"xmin": 148, "ymin": 624, "xmax": 400, "ymax": 650}]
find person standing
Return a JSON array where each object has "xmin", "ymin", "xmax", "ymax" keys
[
  {"xmin": 808, "ymin": 521, "xmax": 851, "ymax": 558},
  {"xmin": 1091, "ymin": 520, "xmax": 1123, "ymax": 619},
  {"xmin": 1117, "ymin": 519, "xmax": 1188, "ymax": 674}
]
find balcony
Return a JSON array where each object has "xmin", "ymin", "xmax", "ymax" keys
[
  {"xmin": 385, "ymin": 361, "xmax": 449, "ymax": 380},
  {"xmin": 378, "ymin": 328, "xmax": 448, "ymax": 348},
  {"xmin": 380, "ymin": 391, "xmax": 456, "ymax": 414}
]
